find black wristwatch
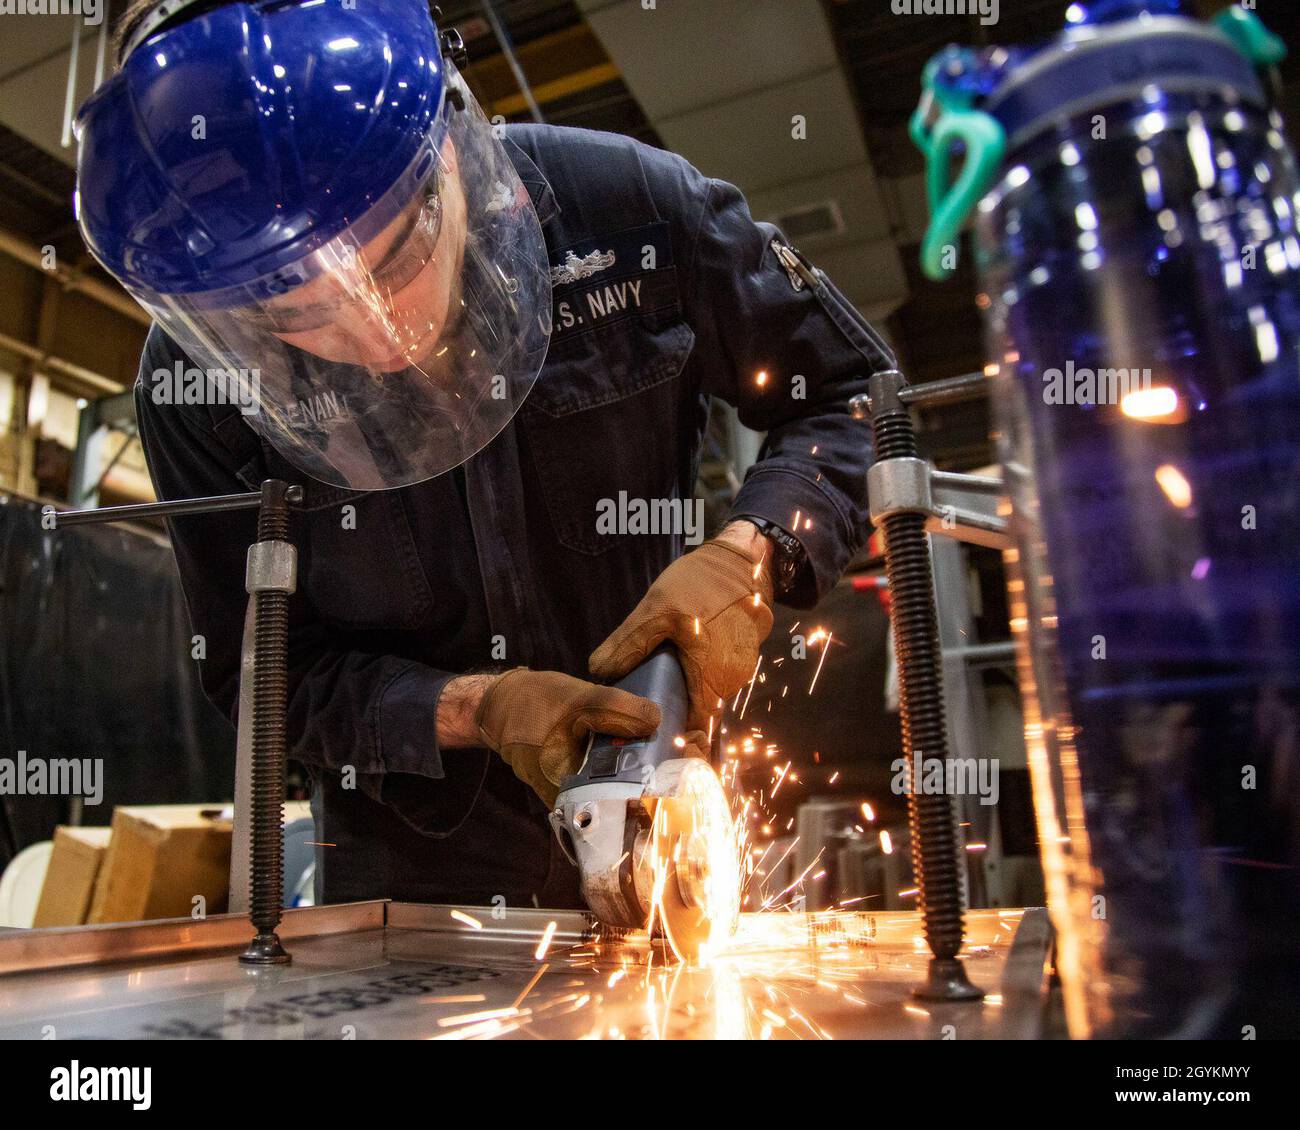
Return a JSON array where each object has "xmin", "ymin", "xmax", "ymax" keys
[{"xmin": 735, "ymin": 514, "xmax": 808, "ymax": 600}]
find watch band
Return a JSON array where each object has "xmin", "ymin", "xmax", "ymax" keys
[{"xmin": 734, "ymin": 514, "xmax": 807, "ymax": 599}]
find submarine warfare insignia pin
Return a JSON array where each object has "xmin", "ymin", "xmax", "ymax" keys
[{"xmin": 550, "ymin": 248, "xmax": 616, "ymax": 286}]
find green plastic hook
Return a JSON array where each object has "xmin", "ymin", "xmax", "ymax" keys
[
  {"xmin": 911, "ymin": 59, "xmax": 1006, "ymax": 282},
  {"xmin": 1213, "ymin": 6, "xmax": 1287, "ymax": 69}
]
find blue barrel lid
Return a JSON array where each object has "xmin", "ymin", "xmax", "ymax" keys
[
  {"xmin": 911, "ymin": 0, "xmax": 1283, "ymax": 280},
  {"xmin": 982, "ymin": 10, "xmax": 1266, "ymax": 151}
]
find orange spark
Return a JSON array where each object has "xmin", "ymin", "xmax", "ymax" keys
[
  {"xmin": 808, "ymin": 630, "xmax": 833, "ymax": 694},
  {"xmin": 437, "ymin": 1007, "xmax": 521, "ymax": 1029},
  {"xmin": 513, "ymin": 964, "xmax": 549, "ymax": 1008},
  {"xmin": 535, "ymin": 921, "xmax": 558, "ymax": 961}
]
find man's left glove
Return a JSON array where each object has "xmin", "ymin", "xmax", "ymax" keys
[{"xmin": 590, "ymin": 537, "xmax": 774, "ymax": 730}]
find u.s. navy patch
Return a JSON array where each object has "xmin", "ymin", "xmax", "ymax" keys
[{"xmin": 548, "ymin": 221, "xmax": 678, "ymax": 340}]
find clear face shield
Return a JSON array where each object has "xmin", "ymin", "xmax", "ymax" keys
[{"xmin": 137, "ymin": 70, "xmax": 552, "ymax": 491}]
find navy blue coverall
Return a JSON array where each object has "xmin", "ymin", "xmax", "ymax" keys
[{"xmin": 134, "ymin": 123, "xmax": 896, "ymax": 907}]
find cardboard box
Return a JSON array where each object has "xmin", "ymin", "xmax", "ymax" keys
[
  {"xmin": 32, "ymin": 826, "xmax": 113, "ymax": 927},
  {"xmin": 89, "ymin": 805, "xmax": 233, "ymax": 924}
]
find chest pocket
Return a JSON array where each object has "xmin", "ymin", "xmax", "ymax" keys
[
  {"xmin": 523, "ymin": 314, "xmax": 696, "ymax": 555},
  {"xmin": 248, "ymin": 445, "xmax": 435, "ymax": 632}
]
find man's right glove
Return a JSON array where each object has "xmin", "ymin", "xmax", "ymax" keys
[
  {"xmin": 589, "ymin": 537, "xmax": 774, "ymax": 731},
  {"xmin": 475, "ymin": 668, "xmax": 662, "ymax": 808}
]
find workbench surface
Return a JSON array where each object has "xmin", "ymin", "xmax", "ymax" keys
[{"xmin": 0, "ymin": 902, "xmax": 1054, "ymax": 1039}]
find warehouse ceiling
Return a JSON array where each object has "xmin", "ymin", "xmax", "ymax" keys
[
  {"xmin": 575, "ymin": 0, "xmax": 908, "ymax": 326},
  {"xmin": 0, "ymin": 14, "xmax": 117, "ymax": 285},
  {"xmin": 0, "ymin": 0, "xmax": 1297, "ymax": 474}
]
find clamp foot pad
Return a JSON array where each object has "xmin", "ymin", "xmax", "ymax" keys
[
  {"xmin": 913, "ymin": 956, "xmax": 984, "ymax": 1002},
  {"xmin": 239, "ymin": 932, "xmax": 292, "ymax": 965}
]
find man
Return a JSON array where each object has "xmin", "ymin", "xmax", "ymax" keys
[{"xmin": 76, "ymin": 0, "xmax": 894, "ymax": 908}]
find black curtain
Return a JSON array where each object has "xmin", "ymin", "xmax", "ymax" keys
[{"xmin": 0, "ymin": 495, "xmax": 234, "ymax": 868}]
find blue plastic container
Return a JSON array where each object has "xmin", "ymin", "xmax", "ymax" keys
[{"xmin": 918, "ymin": 1, "xmax": 1300, "ymax": 1036}]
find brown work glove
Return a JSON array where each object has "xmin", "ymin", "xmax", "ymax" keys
[
  {"xmin": 590, "ymin": 537, "xmax": 775, "ymax": 731},
  {"xmin": 475, "ymin": 668, "xmax": 662, "ymax": 808}
]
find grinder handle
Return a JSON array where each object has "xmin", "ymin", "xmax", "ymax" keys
[{"xmin": 564, "ymin": 644, "xmax": 692, "ymax": 790}]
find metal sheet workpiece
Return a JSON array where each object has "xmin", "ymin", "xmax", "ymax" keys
[{"xmin": 0, "ymin": 902, "xmax": 1054, "ymax": 1040}]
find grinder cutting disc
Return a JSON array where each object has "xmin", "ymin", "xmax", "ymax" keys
[{"xmin": 644, "ymin": 758, "xmax": 740, "ymax": 965}]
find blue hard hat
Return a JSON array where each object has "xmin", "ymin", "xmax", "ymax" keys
[
  {"xmin": 76, "ymin": 0, "xmax": 553, "ymax": 494},
  {"xmin": 75, "ymin": 0, "xmax": 448, "ymax": 297}
]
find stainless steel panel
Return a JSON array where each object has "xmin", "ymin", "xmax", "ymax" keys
[
  {"xmin": 0, "ymin": 904, "xmax": 1052, "ymax": 1040},
  {"xmin": 0, "ymin": 901, "xmax": 386, "ymax": 976}
]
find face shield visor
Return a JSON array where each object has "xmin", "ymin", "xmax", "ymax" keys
[{"xmin": 130, "ymin": 70, "xmax": 551, "ymax": 491}]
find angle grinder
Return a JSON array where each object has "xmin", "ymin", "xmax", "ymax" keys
[{"xmin": 548, "ymin": 645, "xmax": 740, "ymax": 963}]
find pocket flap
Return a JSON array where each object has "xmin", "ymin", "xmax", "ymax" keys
[{"xmin": 525, "ymin": 320, "xmax": 695, "ymax": 418}]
